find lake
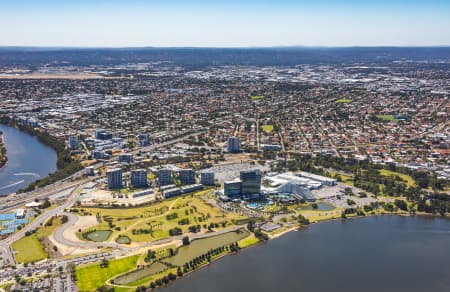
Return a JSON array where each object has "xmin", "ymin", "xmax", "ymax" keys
[
  {"xmin": 160, "ymin": 216, "xmax": 450, "ymax": 292},
  {"xmin": 0, "ymin": 124, "xmax": 57, "ymax": 196}
]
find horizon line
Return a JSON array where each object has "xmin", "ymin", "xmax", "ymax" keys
[{"xmin": 1, "ymin": 45, "xmax": 450, "ymax": 50}]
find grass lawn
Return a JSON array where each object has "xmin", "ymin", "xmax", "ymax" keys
[
  {"xmin": 336, "ymin": 98, "xmax": 352, "ymax": 103},
  {"xmin": 80, "ymin": 190, "xmax": 246, "ymax": 243},
  {"xmin": 238, "ymin": 234, "xmax": 260, "ymax": 248},
  {"xmin": 12, "ymin": 235, "xmax": 47, "ymax": 263},
  {"xmin": 250, "ymin": 95, "xmax": 265, "ymax": 101},
  {"xmin": 379, "ymin": 169, "xmax": 416, "ymax": 187},
  {"xmin": 261, "ymin": 124, "xmax": 274, "ymax": 133},
  {"xmin": 164, "ymin": 229, "xmax": 250, "ymax": 267},
  {"xmin": 12, "ymin": 216, "xmax": 62, "ymax": 263},
  {"xmin": 299, "ymin": 209, "xmax": 343, "ymax": 223},
  {"xmin": 114, "ymin": 262, "xmax": 168, "ymax": 285},
  {"xmin": 76, "ymin": 255, "xmax": 139, "ymax": 292},
  {"xmin": 376, "ymin": 115, "xmax": 397, "ymax": 122},
  {"xmin": 340, "ymin": 174, "xmax": 354, "ymax": 186}
]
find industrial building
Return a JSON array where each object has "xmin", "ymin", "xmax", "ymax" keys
[
  {"xmin": 131, "ymin": 189, "xmax": 153, "ymax": 198},
  {"xmin": 107, "ymin": 168, "xmax": 123, "ymax": 189},
  {"xmin": 163, "ymin": 184, "xmax": 203, "ymax": 198}
]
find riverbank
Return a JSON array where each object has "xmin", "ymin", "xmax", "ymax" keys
[
  {"xmin": 0, "ymin": 130, "xmax": 7, "ymax": 170},
  {"xmin": 159, "ymin": 215, "xmax": 450, "ymax": 292},
  {"xmin": 0, "ymin": 117, "xmax": 83, "ymax": 193},
  {"xmin": 134, "ymin": 210, "xmax": 448, "ymax": 291}
]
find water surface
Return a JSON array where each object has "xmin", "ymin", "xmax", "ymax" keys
[
  {"xmin": 161, "ymin": 216, "xmax": 450, "ymax": 292},
  {"xmin": 0, "ymin": 124, "xmax": 57, "ymax": 196}
]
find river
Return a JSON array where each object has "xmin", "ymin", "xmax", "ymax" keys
[
  {"xmin": 160, "ymin": 216, "xmax": 450, "ymax": 292},
  {"xmin": 0, "ymin": 124, "xmax": 57, "ymax": 196}
]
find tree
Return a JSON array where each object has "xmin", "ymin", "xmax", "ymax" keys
[
  {"xmin": 182, "ymin": 236, "xmax": 190, "ymax": 246},
  {"xmin": 100, "ymin": 259, "xmax": 109, "ymax": 268}
]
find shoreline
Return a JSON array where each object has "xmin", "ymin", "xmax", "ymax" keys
[
  {"xmin": 0, "ymin": 120, "xmax": 82, "ymax": 193},
  {"xmin": 123, "ymin": 211, "xmax": 448, "ymax": 291},
  {"xmin": 0, "ymin": 131, "xmax": 7, "ymax": 171}
]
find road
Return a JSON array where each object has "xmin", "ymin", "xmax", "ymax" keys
[
  {"xmin": 52, "ymin": 208, "xmax": 245, "ymax": 256},
  {"xmin": 0, "ymin": 184, "xmax": 84, "ymax": 265},
  {"xmin": 0, "ymin": 130, "xmax": 208, "ymax": 266}
]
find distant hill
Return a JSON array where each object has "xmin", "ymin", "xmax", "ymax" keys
[{"xmin": 0, "ymin": 47, "xmax": 449, "ymax": 68}]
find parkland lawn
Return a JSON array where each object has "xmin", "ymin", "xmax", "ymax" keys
[
  {"xmin": 12, "ymin": 216, "xmax": 62, "ymax": 263},
  {"xmin": 76, "ymin": 255, "xmax": 139, "ymax": 292},
  {"xmin": 76, "ymin": 190, "xmax": 246, "ymax": 243},
  {"xmin": 379, "ymin": 169, "xmax": 416, "ymax": 187},
  {"xmin": 12, "ymin": 235, "xmax": 47, "ymax": 263}
]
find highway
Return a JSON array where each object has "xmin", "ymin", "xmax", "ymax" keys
[
  {"xmin": 0, "ymin": 130, "xmax": 207, "ymax": 267},
  {"xmin": 0, "ymin": 184, "xmax": 83, "ymax": 266}
]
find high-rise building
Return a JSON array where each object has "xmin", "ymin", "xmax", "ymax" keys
[
  {"xmin": 227, "ymin": 136, "xmax": 241, "ymax": 153},
  {"xmin": 92, "ymin": 150, "xmax": 106, "ymax": 159},
  {"xmin": 68, "ymin": 136, "xmax": 79, "ymax": 149},
  {"xmin": 95, "ymin": 129, "xmax": 113, "ymax": 140},
  {"xmin": 157, "ymin": 168, "xmax": 172, "ymax": 186},
  {"xmin": 118, "ymin": 153, "xmax": 134, "ymax": 163},
  {"xmin": 200, "ymin": 172, "xmax": 215, "ymax": 185},
  {"xmin": 240, "ymin": 169, "xmax": 261, "ymax": 195},
  {"xmin": 131, "ymin": 169, "xmax": 148, "ymax": 188},
  {"xmin": 107, "ymin": 168, "xmax": 123, "ymax": 189},
  {"xmin": 179, "ymin": 169, "xmax": 196, "ymax": 185},
  {"xmin": 86, "ymin": 166, "xmax": 95, "ymax": 176},
  {"xmin": 137, "ymin": 134, "xmax": 150, "ymax": 147},
  {"xmin": 224, "ymin": 180, "xmax": 242, "ymax": 198}
]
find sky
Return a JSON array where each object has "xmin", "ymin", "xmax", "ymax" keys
[{"xmin": 1, "ymin": 0, "xmax": 450, "ymax": 47}]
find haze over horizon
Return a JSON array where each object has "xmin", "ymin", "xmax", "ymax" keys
[{"xmin": 1, "ymin": 0, "xmax": 450, "ymax": 47}]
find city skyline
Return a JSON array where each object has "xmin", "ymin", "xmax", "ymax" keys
[{"xmin": 1, "ymin": 0, "xmax": 450, "ymax": 47}]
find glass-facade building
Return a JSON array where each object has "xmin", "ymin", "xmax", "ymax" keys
[
  {"xmin": 224, "ymin": 180, "xmax": 242, "ymax": 198},
  {"xmin": 240, "ymin": 170, "xmax": 261, "ymax": 195}
]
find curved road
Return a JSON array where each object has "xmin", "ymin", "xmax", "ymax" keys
[
  {"xmin": 52, "ymin": 211, "xmax": 246, "ymax": 256},
  {"xmin": 0, "ymin": 184, "xmax": 83, "ymax": 265}
]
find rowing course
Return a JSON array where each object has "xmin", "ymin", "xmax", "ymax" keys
[{"xmin": 0, "ymin": 124, "xmax": 57, "ymax": 196}]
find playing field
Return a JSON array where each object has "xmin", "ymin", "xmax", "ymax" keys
[
  {"xmin": 336, "ymin": 98, "xmax": 352, "ymax": 103},
  {"xmin": 250, "ymin": 95, "xmax": 265, "ymax": 101},
  {"xmin": 261, "ymin": 124, "xmax": 274, "ymax": 133}
]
